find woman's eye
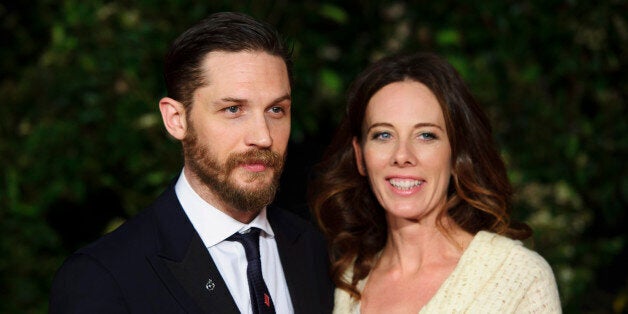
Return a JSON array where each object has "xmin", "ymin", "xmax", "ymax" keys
[
  {"xmin": 372, "ymin": 132, "xmax": 392, "ymax": 140},
  {"xmin": 419, "ymin": 132, "xmax": 437, "ymax": 140}
]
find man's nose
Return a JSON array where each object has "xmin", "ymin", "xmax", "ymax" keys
[{"xmin": 244, "ymin": 114, "xmax": 272, "ymax": 148}]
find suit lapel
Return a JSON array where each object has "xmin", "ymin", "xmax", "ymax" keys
[
  {"xmin": 147, "ymin": 186, "xmax": 239, "ymax": 314},
  {"xmin": 268, "ymin": 207, "xmax": 310, "ymax": 313},
  {"xmin": 158, "ymin": 233, "xmax": 239, "ymax": 314}
]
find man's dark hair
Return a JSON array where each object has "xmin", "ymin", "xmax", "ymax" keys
[{"xmin": 164, "ymin": 12, "xmax": 292, "ymax": 109}]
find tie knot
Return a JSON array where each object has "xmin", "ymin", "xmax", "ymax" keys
[{"xmin": 227, "ymin": 227, "xmax": 262, "ymax": 261}]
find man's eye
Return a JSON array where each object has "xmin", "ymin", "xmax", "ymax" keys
[
  {"xmin": 225, "ymin": 106, "xmax": 240, "ymax": 113},
  {"xmin": 269, "ymin": 106, "xmax": 284, "ymax": 114}
]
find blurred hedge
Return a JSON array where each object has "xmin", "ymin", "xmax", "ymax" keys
[{"xmin": 1, "ymin": 1, "xmax": 626, "ymax": 313}]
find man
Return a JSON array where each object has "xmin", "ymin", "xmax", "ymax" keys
[{"xmin": 50, "ymin": 12, "xmax": 334, "ymax": 314}]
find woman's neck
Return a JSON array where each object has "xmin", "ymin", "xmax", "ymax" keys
[{"xmin": 380, "ymin": 215, "xmax": 472, "ymax": 274}]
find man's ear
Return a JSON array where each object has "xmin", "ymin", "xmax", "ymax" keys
[
  {"xmin": 352, "ymin": 137, "xmax": 367, "ymax": 176},
  {"xmin": 159, "ymin": 97, "xmax": 187, "ymax": 140}
]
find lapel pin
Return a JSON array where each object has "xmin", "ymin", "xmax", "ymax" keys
[{"xmin": 205, "ymin": 278, "xmax": 215, "ymax": 291}]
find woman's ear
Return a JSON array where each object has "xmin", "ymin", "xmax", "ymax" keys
[
  {"xmin": 159, "ymin": 97, "xmax": 187, "ymax": 140},
  {"xmin": 352, "ymin": 137, "xmax": 367, "ymax": 176}
]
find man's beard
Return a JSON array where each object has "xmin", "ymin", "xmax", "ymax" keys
[{"xmin": 182, "ymin": 126, "xmax": 285, "ymax": 213}]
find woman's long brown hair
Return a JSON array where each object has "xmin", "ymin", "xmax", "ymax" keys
[{"xmin": 308, "ymin": 52, "xmax": 531, "ymax": 299}]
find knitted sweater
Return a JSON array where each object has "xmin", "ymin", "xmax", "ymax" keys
[{"xmin": 333, "ymin": 231, "xmax": 561, "ymax": 313}]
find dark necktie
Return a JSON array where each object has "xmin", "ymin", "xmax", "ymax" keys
[{"xmin": 227, "ymin": 227, "xmax": 276, "ymax": 314}]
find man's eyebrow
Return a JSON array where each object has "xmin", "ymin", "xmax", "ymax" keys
[
  {"xmin": 215, "ymin": 97, "xmax": 246, "ymax": 105},
  {"xmin": 213, "ymin": 94, "xmax": 291, "ymax": 106},
  {"xmin": 272, "ymin": 94, "xmax": 291, "ymax": 104}
]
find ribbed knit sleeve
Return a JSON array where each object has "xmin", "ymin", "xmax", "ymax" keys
[{"xmin": 508, "ymin": 245, "xmax": 562, "ymax": 313}]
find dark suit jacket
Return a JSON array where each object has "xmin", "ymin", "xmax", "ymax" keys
[{"xmin": 49, "ymin": 184, "xmax": 334, "ymax": 313}]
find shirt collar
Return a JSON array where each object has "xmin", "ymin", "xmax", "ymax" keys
[{"xmin": 174, "ymin": 170, "xmax": 274, "ymax": 248}]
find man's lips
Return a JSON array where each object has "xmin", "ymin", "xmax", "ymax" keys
[
  {"xmin": 241, "ymin": 162, "xmax": 269, "ymax": 172},
  {"xmin": 227, "ymin": 149, "xmax": 283, "ymax": 173}
]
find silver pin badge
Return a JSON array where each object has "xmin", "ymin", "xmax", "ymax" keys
[{"xmin": 205, "ymin": 278, "xmax": 215, "ymax": 291}]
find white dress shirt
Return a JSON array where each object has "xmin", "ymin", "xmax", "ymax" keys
[{"xmin": 175, "ymin": 171, "xmax": 294, "ymax": 314}]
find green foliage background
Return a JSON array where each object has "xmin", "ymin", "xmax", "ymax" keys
[{"xmin": 1, "ymin": 1, "xmax": 626, "ymax": 313}]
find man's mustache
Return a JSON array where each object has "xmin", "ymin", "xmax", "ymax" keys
[{"xmin": 224, "ymin": 149, "xmax": 284, "ymax": 172}]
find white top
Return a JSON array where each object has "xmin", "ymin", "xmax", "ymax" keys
[
  {"xmin": 334, "ymin": 231, "xmax": 562, "ymax": 313},
  {"xmin": 175, "ymin": 170, "xmax": 294, "ymax": 314}
]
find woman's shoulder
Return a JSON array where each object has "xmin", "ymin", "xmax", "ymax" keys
[
  {"xmin": 472, "ymin": 231, "xmax": 554, "ymax": 275},
  {"xmin": 471, "ymin": 231, "xmax": 562, "ymax": 312}
]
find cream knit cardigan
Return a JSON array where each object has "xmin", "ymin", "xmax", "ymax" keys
[{"xmin": 334, "ymin": 231, "xmax": 562, "ymax": 313}]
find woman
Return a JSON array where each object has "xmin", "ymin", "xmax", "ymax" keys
[{"xmin": 309, "ymin": 52, "xmax": 561, "ymax": 313}]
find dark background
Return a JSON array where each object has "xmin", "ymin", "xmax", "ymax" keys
[{"xmin": 1, "ymin": 1, "xmax": 626, "ymax": 313}]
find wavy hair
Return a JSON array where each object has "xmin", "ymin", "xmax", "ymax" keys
[{"xmin": 308, "ymin": 52, "xmax": 531, "ymax": 299}]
